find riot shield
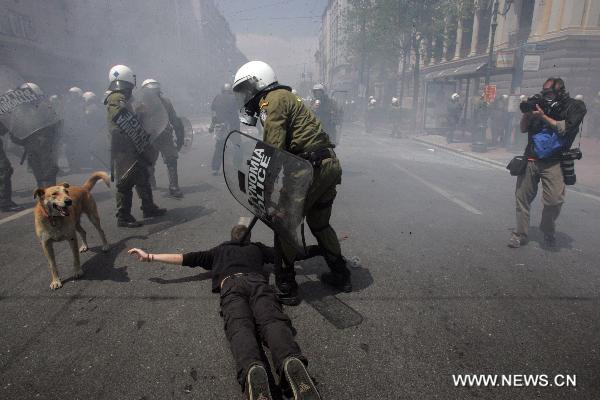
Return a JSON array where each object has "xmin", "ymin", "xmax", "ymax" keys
[
  {"xmin": 222, "ymin": 130, "xmax": 313, "ymax": 250},
  {"xmin": 132, "ymin": 87, "xmax": 169, "ymax": 143},
  {"xmin": 113, "ymin": 88, "xmax": 169, "ymax": 184},
  {"xmin": 179, "ymin": 116, "xmax": 194, "ymax": 153},
  {"xmin": 0, "ymin": 88, "xmax": 61, "ymax": 141}
]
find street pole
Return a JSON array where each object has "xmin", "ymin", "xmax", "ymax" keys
[{"xmin": 472, "ymin": 0, "xmax": 499, "ymax": 153}]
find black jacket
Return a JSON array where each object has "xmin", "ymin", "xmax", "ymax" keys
[{"xmin": 182, "ymin": 241, "xmax": 275, "ymax": 292}]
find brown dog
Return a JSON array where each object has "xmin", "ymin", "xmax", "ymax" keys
[{"xmin": 34, "ymin": 171, "xmax": 111, "ymax": 290}]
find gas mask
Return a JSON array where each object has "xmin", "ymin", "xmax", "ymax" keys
[{"xmin": 239, "ymin": 106, "xmax": 258, "ymax": 126}]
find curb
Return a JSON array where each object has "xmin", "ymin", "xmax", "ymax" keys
[
  {"xmin": 412, "ymin": 136, "xmax": 507, "ymax": 168},
  {"xmin": 412, "ymin": 136, "xmax": 600, "ymax": 199}
]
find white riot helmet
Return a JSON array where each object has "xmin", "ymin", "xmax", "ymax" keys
[
  {"xmin": 108, "ymin": 64, "xmax": 136, "ymax": 91},
  {"xmin": 502, "ymin": 94, "xmax": 509, "ymax": 100},
  {"xmin": 369, "ymin": 98, "xmax": 377, "ymax": 105},
  {"xmin": 574, "ymin": 94, "xmax": 584, "ymax": 101},
  {"xmin": 519, "ymin": 94, "xmax": 527, "ymax": 102},
  {"xmin": 291, "ymin": 89, "xmax": 298, "ymax": 95},
  {"xmin": 312, "ymin": 83, "xmax": 325, "ymax": 92},
  {"xmin": 82, "ymin": 91, "xmax": 96, "ymax": 103},
  {"xmin": 19, "ymin": 82, "xmax": 43, "ymax": 96},
  {"xmin": 391, "ymin": 97, "xmax": 399, "ymax": 104},
  {"xmin": 141, "ymin": 79, "xmax": 160, "ymax": 90},
  {"xmin": 451, "ymin": 93, "xmax": 460, "ymax": 101},
  {"xmin": 232, "ymin": 61, "xmax": 277, "ymax": 107},
  {"xmin": 68, "ymin": 87, "xmax": 83, "ymax": 97}
]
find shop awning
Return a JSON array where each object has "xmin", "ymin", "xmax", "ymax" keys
[{"xmin": 424, "ymin": 62, "xmax": 488, "ymax": 80}]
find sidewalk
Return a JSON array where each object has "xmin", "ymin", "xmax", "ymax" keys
[{"xmin": 414, "ymin": 133, "xmax": 600, "ymax": 195}]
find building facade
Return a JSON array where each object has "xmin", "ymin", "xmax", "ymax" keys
[
  {"xmin": 317, "ymin": 0, "xmax": 357, "ymax": 96},
  {"xmin": 420, "ymin": 0, "xmax": 600, "ymax": 131},
  {"xmin": 0, "ymin": 0, "xmax": 246, "ymax": 113}
]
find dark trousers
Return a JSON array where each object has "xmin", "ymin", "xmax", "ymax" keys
[{"xmin": 220, "ymin": 273, "xmax": 304, "ymax": 390}]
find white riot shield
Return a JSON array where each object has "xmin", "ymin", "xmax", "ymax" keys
[
  {"xmin": 223, "ymin": 131, "xmax": 313, "ymax": 250},
  {"xmin": 132, "ymin": 87, "xmax": 169, "ymax": 143},
  {"xmin": 179, "ymin": 116, "xmax": 194, "ymax": 153},
  {"xmin": 0, "ymin": 88, "xmax": 61, "ymax": 141}
]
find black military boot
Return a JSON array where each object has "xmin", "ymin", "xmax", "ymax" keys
[
  {"xmin": 321, "ymin": 256, "xmax": 352, "ymax": 293},
  {"xmin": 166, "ymin": 162, "xmax": 183, "ymax": 198},
  {"xmin": 117, "ymin": 214, "xmax": 142, "ymax": 228},
  {"xmin": 276, "ymin": 272, "xmax": 300, "ymax": 306},
  {"xmin": 142, "ymin": 206, "xmax": 167, "ymax": 218}
]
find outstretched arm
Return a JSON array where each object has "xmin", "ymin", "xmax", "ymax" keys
[{"xmin": 128, "ymin": 248, "xmax": 183, "ymax": 265}]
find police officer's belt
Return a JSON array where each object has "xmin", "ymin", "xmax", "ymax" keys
[{"xmin": 298, "ymin": 147, "xmax": 335, "ymax": 168}]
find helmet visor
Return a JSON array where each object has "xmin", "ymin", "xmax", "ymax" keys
[{"xmin": 233, "ymin": 77, "xmax": 258, "ymax": 106}]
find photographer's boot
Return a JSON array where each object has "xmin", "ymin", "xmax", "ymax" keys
[
  {"xmin": 507, "ymin": 233, "xmax": 528, "ymax": 248},
  {"xmin": 245, "ymin": 364, "xmax": 272, "ymax": 400}
]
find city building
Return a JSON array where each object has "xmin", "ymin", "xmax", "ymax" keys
[
  {"xmin": 420, "ymin": 0, "xmax": 600, "ymax": 132},
  {"xmin": 0, "ymin": 0, "xmax": 246, "ymax": 113}
]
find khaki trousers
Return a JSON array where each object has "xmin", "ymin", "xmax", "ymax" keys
[{"xmin": 515, "ymin": 160, "xmax": 565, "ymax": 236}]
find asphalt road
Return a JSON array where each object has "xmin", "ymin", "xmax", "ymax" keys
[{"xmin": 1, "ymin": 124, "xmax": 600, "ymax": 399}]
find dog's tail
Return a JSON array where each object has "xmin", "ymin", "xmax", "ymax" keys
[{"xmin": 83, "ymin": 171, "xmax": 111, "ymax": 192}]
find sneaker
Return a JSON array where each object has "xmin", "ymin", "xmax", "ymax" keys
[
  {"xmin": 320, "ymin": 272, "xmax": 352, "ymax": 293},
  {"xmin": 507, "ymin": 233, "xmax": 527, "ymax": 248},
  {"xmin": 142, "ymin": 207, "xmax": 167, "ymax": 218},
  {"xmin": 283, "ymin": 357, "xmax": 321, "ymax": 400},
  {"xmin": 246, "ymin": 364, "xmax": 272, "ymax": 400},
  {"xmin": 544, "ymin": 234, "xmax": 556, "ymax": 247}
]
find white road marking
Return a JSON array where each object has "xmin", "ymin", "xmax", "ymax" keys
[
  {"xmin": 0, "ymin": 207, "xmax": 33, "ymax": 226},
  {"xmin": 394, "ymin": 163, "xmax": 483, "ymax": 215}
]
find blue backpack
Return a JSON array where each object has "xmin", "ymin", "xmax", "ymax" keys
[{"xmin": 532, "ymin": 128, "xmax": 568, "ymax": 159}]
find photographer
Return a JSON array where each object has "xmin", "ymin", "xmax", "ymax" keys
[{"xmin": 508, "ymin": 78, "xmax": 586, "ymax": 248}]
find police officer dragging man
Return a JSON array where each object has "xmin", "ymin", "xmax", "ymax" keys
[
  {"xmin": 104, "ymin": 65, "xmax": 166, "ymax": 228},
  {"xmin": 140, "ymin": 79, "xmax": 185, "ymax": 198},
  {"xmin": 508, "ymin": 77, "xmax": 586, "ymax": 248},
  {"xmin": 232, "ymin": 61, "xmax": 352, "ymax": 305}
]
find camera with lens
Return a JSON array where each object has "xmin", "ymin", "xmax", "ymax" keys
[
  {"xmin": 559, "ymin": 148, "xmax": 583, "ymax": 186},
  {"xmin": 519, "ymin": 94, "xmax": 562, "ymax": 118}
]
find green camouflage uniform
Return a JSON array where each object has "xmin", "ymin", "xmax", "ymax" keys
[
  {"xmin": 105, "ymin": 91, "xmax": 157, "ymax": 218},
  {"xmin": 259, "ymin": 88, "xmax": 345, "ymax": 274},
  {"xmin": 0, "ymin": 127, "xmax": 15, "ymax": 208},
  {"xmin": 149, "ymin": 96, "xmax": 184, "ymax": 190}
]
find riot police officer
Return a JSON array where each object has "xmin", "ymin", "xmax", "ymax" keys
[
  {"xmin": 104, "ymin": 65, "xmax": 166, "ymax": 228},
  {"xmin": 63, "ymin": 86, "xmax": 87, "ymax": 172},
  {"xmin": 311, "ymin": 83, "xmax": 338, "ymax": 144},
  {"xmin": 232, "ymin": 61, "xmax": 352, "ymax": 305},
  {"xmin": 140, "ymin": 79, "xmax": 184, "ymax": 198},
  {"xmin": 0, "ymin": 125, "xmax": 24, "ymax": 212},
  {"xmin": 210, "ymin": 83, "xmax": 240, "ymax": 175},
  {"xmin": 6, "ymin": 83, "xmax": 60, "ymax": 189}
]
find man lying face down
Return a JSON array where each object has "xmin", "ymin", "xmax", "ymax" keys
[{"xmin": 128, "ymin": 225, "xmax": 321, "ymax": 400}]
